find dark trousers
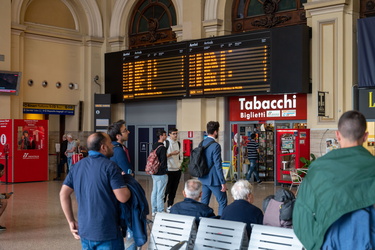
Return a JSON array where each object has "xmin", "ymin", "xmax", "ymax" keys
[
  {"xmin": 57, "ymin": 157, "xmax": 67, "ymax": 177},
  {"xmin": 164, "ymin": 170, "xmax": 182, "ymax": 207}
]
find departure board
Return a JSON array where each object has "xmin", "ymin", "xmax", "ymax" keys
[
  {"xmin": 187, "ymin": 32, "xmax": 270, "ymax": 97},
  {"xmin": 105, "ymin": 25, "xmax": 310, "ymax": 102},
  {"xmin": 122, "ymin": 43, "xmax": 186, "ymax": 100}
]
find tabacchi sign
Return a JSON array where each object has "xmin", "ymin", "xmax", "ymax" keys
[{"xmin": 229, "ymin": 94, "xmax": 307, "ymax": 121}]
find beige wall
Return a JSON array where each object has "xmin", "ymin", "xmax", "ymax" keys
[{"xmin": 0, "ymin": 0, "xmax": 362, "ymax": 169}]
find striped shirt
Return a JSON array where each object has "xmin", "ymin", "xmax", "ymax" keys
[{"xmin": 247, "ymin": 139, "xmax": 259, "ymax": 159}]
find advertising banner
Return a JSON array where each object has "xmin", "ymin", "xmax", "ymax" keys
[
  {"xmin": 12, "ymin": 119, "xmax": 48, "ymax": 182},
  {"xmin": 0, "ymin": 119, "xmax": 13, "ymax": 183},
  {"xmin": 229, "ymin": 94, "xmax": 307, "ymax": 121}
]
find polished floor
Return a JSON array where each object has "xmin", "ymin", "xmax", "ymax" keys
[{"xmin": 0, "ymin": 173, "xmax": 284, "ymax": 250}]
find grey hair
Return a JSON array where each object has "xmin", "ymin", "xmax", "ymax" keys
[
  {"xmin": 231, "ymin": 180, "xmax": 253, "ymax": 200},
  {"xmin": 184, "ymin": 179, "xmax": 202, "ymax": 199}
]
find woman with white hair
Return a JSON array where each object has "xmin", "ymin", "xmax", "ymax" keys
[{"xmin": 221, "ymin": 180, "xmax": 263, "ymax": 237}]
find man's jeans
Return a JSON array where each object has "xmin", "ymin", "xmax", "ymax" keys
[
  {"xmin": 151, "ymin": 174, "xmax": 168, "ymax": 213},
  {"xmin": 246, "ymin": 158, "xmax": 260, "ymax": 182},
  {"xmin": 81, "ymin": 235, "xmax": 124, "ymax": 250}
]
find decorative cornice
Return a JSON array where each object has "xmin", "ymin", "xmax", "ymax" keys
[{"xmin": 304, "ymin": 0, "xmax": 347, "ymax": 16}]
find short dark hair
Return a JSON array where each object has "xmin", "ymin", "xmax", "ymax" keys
[
  {"xmin": 207, "ymin": 121, "xmax": 220, "ymax": 135},
  {"xmin": 338, "ymin": 110, "xmax": 367, "ymax": 142},
  {"xmin": 156, "ymin": 129, "xmax": 166, "ymax": 140},
  {"xmin": 169, "ymin": 128, "xmax": 178, "ymax": 134},
  {"xmin": 251, "ymin": 133, "xmax": 256, "ymax": 139},
  {"xmin": 107, "ymin": 120, "xmax": 126, "ymax": 141},
  {"xmin": 0, "ymin": 163, "xmax": 4, "ymax": 171},
  {"xmin": 87, "ymin": 132, "xmax": 107, "ymax": 152}
]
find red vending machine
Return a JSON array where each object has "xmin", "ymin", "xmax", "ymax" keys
[{"xmin": 276, "ymin": 129, "xmax": 310, "ymax": 184}]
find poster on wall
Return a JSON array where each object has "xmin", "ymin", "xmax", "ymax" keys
[{"xmin": 326, "ymin": 138, "xmax": 339, "ymax": 153}]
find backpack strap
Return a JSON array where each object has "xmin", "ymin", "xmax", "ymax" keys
[
  {"xmin": 165, "ymin": 140, "xmax": 170, "ymax": 150},
  {"xmin": 199, "ymin": 139, "xmax": 216, "ymax": 149}
]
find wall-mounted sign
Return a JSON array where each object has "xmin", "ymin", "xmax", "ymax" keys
[
  {"xmin": 318, "ymin": 91, "xmax": 326, "ymax": 117},
  {"xmin": 358, "ymin": 88, "xmax": 375, "ymax": 119},
  {"xmin": 229, "ymin": 94, "xmax": 307, "ymax": 121},
  {"xmin": 23, "ymin": 103, "xmax": 75, "ymax": 115}
]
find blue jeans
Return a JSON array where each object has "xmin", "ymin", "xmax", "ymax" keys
[
  {"xmin": 81, "ymin": 236, "xmax": 124, "ymax": 250},
  {"xmin": 67, "ymin": 157, "xmax": 73, "ymax": 171},
  {"xmin": 246, "ymin": 159, "xmax": 260, "ymax": 182},
  {"xmin": 151, "ymin": 174, "xmax": 168, "ymax": 213},
  {"xmin": 201, "ymin": 184, "xmax": 227, "ymax": 216}
]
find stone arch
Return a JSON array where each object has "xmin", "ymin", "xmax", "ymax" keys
[
  {"xmin": 11, "ymin": 0, "xmax": 103, "ymax": 37},
  {"xmin": 109, "ymin": 0, "xmax": 183, "ymax": 39}
]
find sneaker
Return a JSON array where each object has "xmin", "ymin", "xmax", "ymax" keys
[
  {"xmin": 257, "ymin": 180, "xmax": 263, "ymax": 184},
  {"xmin": 0, "ymin": 225, "xmax": 6, "ymax": 231},
  {"xmin": 167, "ymin": 206, "xmax": 172, "ymax": 213}
]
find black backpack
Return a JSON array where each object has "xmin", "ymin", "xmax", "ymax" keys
[{"xmin": 188, "ymin": 140, "xmax": 215, "ymax": 177}]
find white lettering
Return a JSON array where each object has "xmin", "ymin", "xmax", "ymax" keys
[
  {"xmin": 271, "ymin": 100, "xmax": 277, "ymax": 109},
  {"xmin": 238, "ymin": 95, "xmax": 297, "ymax": 111}
]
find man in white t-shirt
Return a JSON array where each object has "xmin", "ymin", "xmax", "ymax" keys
[{"xmin": 164, "ymin": 128, "xmax": 183, "ymax": 212}]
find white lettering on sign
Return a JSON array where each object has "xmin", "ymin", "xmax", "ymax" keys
[
  {"xmin": 238, "ymin": 95, "xmax": 297, "ymax": 111},
  {"xmin": 0, "ymin": 134, "xmax": 6, "ymax": 145}
]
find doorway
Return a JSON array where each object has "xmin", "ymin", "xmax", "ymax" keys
[{"xmin": 136, "ymin": 126, "xmax": 167, "ymax": 174}]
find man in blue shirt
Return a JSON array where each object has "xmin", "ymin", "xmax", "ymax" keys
[
  {"xmin": 199, "ymin": 121, "xmax": 227, "ymax": 216},
  {"xmin": 60, "ymin": 132, "xmax": 131, "ymax": 250},
  {"xmin": 170, "ymin": 179, "xmax": 215, "ymax": 225},
  {"xmin": 107, "ymin": 120, "xmax": 133, "ymax": 175}
]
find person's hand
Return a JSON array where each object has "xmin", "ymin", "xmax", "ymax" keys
[
  {"xmin": 220, "ymin": 183, "xmax": 227, "ymax": 192},
  {"xmin": 69, "ymin": 221, "xmax": 80, "ymax": 239},
  {"xmin": 172, "ymin": 150, "xmax": 179, "ymax": 155}
]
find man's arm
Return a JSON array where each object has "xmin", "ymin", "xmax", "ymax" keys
[
  {"xmin": 59, "ymin": 185, "xmax": 80, "ymax": 239},
  {"xmin": 212, "ymin": 143, "xmax": 227, "ymax": 192},
  {"xmin": 113, "ymin": 187, "xmax": 131, "ymax": 203}
]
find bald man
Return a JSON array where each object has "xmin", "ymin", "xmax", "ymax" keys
[{"xmin": 60, "ymin": 132, "xmax": 131, "ymax": 249}]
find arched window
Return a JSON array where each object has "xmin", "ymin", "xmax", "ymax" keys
[
  {"xmin": 360, "ymin": 0, "xmax": 375, "ymax": 18},
  {"xmin": 129, "ymin": 0, "xmax": 177, "ymax": 48},
  {"xmin": 232, "ymin": 0, "xmax": 307, "ymax": 33}
]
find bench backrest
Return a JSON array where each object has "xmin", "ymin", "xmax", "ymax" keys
[
  {"xmin": 148, "ymin": 213, "xmax": 196, "ymax": 250},
  {"xmin": 194, "ymin": 217, "xmax": 248, "ymax": 250},
  {"xmin": 249, "ymin": 224, "xmax": 304, "ymax": 250}
]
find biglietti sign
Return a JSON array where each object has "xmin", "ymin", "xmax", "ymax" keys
[
  {"xmin": 229, "ymin": 94, "xmax": 307, "ymax": 121},
  {"xmin": 358, "ymin": 89, "xmax": 375, "ymax": 119}
]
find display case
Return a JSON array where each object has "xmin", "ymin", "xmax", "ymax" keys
[
  {"xmin": 276, "ymin": 129, "xmax": 310, "ymax": 184},
  {"xmin": 258, "ymin": 130, "xmax": 274, "ymax": 181}
]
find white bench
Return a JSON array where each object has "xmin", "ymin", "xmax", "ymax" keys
[
  {"xmin": 148, "ymin": 213, "xmax": 196, "ymax": 250},
  {"xmin": 248, "ymin": 224, "xmax": 305, "ymax": 250},
  {"xmin": 193, "ymin": 217, "xmax": 248, "ymax": 250}
]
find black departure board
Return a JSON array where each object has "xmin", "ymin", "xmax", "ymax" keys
[
  {"xmin": 187, "ymin": 31, "xmax": 270, "ymax": 97},
  {"xmin": 105, "ymin": 25, "xmax": 310, "ymax": 102},
  {"xmin": 122, "ymin": 43, "xmax": 186, "ymax": 100}
]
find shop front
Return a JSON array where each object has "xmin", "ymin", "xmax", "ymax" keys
[
  {"xmin": 358, "ymin": 88, "xmax": 375, "ymax": 155},
  {"xmin": 229, "ymin": 94, "xmax": 308, "ymax": 184}
]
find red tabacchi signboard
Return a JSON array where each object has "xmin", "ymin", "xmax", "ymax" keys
[{"xmin": 229, "ymin": 94, "xmax": 307, "ymax": 121}]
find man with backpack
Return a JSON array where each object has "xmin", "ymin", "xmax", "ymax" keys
[
  {"xmin": 198, "ymin": 121, "xmax": 227, "ymax": 216},
  {"xmin": 164, "ymin": 128, "xmax": 183, "ymax": 212},
  {"xmin": 150, "ymin": 129, "xmax": 168, "ymax": 216}
]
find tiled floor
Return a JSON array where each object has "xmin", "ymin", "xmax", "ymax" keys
[{"xmin": 0, "ymin": 173, "xmax": 285, "ymax": 250}]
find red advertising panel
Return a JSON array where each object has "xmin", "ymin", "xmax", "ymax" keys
[
  {"xmin": 12, "ymin": 119, "xmax": 48, "ymax": 182},
  {"xmin": 229, "ymin": 94, "xmax": 307, "ymax": 121},
  {"xmin": 0, "ymin": 119, "xmax": 13, "ymax": 183}
]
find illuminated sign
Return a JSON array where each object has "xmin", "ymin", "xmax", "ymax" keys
[
  {"xmin": 105, "ymin": 25, "xmax": 310, "ymax": 102},
  {"xmin": 229, "ymin": 94, "xmax": 307, "ymax": 121}
]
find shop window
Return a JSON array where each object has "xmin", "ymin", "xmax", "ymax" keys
[
  {"xmin": 232, "ymin": 0, "xmax": 307, "ymax": 33},
  {"xmin": 129, "ymin": 0, "xmax": 177, "ymax": 48}
]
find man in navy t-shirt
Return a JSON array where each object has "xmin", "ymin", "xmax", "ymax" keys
[{"xmin": 60, "ymin": 132, "xmax": 131, "ymax": 249}]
